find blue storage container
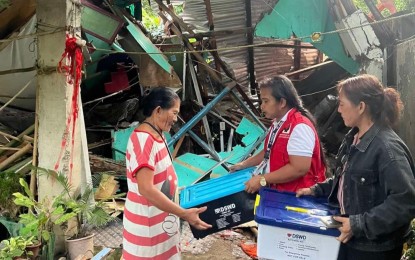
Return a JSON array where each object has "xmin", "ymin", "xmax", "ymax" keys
[
  {"xmin": 255, "ymin": 188, "xmax": 341, "ymax": 260},
  {"xmin": 180, "ymin": 167, "xmax": 256, "ymax": 239}
]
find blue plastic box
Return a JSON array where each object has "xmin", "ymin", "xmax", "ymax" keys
[
  {"xmin": 255, "ymin": 188, "xmax": 341, "ymax": 260},
  {"xmin": 180, "ymin": 167, "xmax": 256, "ymax": 239}
]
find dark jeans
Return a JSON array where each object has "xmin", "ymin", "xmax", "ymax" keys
[{"xmin": 337, "ymin": 243, "xmax": 403, "ymax": 260}]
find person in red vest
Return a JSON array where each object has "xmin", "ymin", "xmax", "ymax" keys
[{"xmin": 230, "ymin": 75, "xmax": 326, "ymax": 193}]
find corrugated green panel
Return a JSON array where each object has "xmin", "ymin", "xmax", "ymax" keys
[
  {"xmin": 81, "ymin": 4, "xmax": 123, "ymax": 43},
  {"xmin": 174, "ymin": 153, "xmax": 228, "ymax": 187},
  {"xmin": 255, "ymin": 0, "xmax": 359, "ymax": 74},
  {"xmin": 174, "ymin": 117, "xmax": 265, "ymax": 187},
  {"xmin": 218, "ymin": 117, "xmax": 264, "ymax": 164},
  {"xmin": 112, "ymin": 126, "xmax": 173, "ymax": 162},
  {"xmin": 124, "ymin": 16, "xmax": 173, "ymax": 74},
  {"xmin": 112, "ymin": 126, "xmax": 135, "ymax": 162}
]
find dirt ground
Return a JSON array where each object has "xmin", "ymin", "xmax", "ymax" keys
[
  {"xmin": 102, "ymin": 221, "xmax": 256, "ymax": 260},
  {"xmin": 180, "ymin": 222, "xmax": 255, "ymax": 260}
]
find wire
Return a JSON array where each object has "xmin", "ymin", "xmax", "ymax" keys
[
  {"xmin": 82, "ymin": 76, "xmax": 139, "ymax": 106},
  {"xmin": 0, "ymin": 77, "xmax": 35, "ymax": 112},
  {"xmin": 88, "ymin": 11, "xmax": 415, "ymax": 56},
  {"xmin": 0, "ymin": 27, "xmax": 66, "ymax": 43},
  {"xmin": 299, "ymin": 85, "xmax": 338, "ymax": 97}
]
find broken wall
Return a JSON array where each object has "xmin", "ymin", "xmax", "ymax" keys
[{"xmin": 396, "ymin": 38, "xmax": 415, "ymax": 157}]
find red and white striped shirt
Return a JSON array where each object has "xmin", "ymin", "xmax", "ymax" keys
[{"xmin": 123, "ymin": 130, "xmax": 180, "ymax": 260}]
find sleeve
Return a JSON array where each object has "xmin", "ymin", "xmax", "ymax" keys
[
  {"xmin": 287, "ymin": 123, "xmax": 315, "ymax": 157},
  {"xmin": 350, "ymin": 157, "xmax": 415, "ymax": 239},
  {"xmin": 313, "ymin": 178, "xmax": 334, "ymax": 197},
  {"xmin": 126, "ymin": 132, "xmax": 156, "ymax": 178}
]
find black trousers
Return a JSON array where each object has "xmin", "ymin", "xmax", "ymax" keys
[{"xmin": 337, "ymin": 243, "xmax": 403, "ymax": 260}]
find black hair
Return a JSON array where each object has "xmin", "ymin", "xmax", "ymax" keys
[
  {"xmin": 337, "ymin": 74, "xmax": 403, "ymax": 128},
  {"xmin": 259, "ymin": 75, "xmax": 317, "ymax": 125},
  {"xmin": 141, "ymin": 87, "xmax": 180, "ymax": 117}
]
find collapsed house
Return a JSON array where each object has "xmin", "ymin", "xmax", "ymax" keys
[{"xmin": 1, "ymin": 0, "xmax": 415, "ymax": 249}]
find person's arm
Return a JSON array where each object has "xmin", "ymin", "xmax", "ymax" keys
[
  {"xmin": 265, "ymin": 155, "xmax": 311, "ymax": 183},
  {"xmin": 245, "ymin": 155, "xmax": 311, "ymax": 193},
  {"xmin": 229, "ymin": 150, "xmax": 264, "ymax": 172},
  {"xmin": 245, "ymin": 124, "xmax": 316, "ymax": 193},
  {"xmin": 136, "ymin": 167, "xmax": 211, "ymax": 230},
  {"xmin": 349, "ymin": 157, "xmax": 415, "ymax": 239}
]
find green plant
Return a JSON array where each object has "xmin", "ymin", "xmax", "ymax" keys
[
  {"xmin": 13, "ymin": 178, "xmax": 58, "ymax": 245},
  {"xmin": 0, "ymin": 171, "xmax": 24, "ymax": 220},
  {"xmin": 353, "ymin": 0, "xmax": 413, "ymax": 14},
  {"xmin": 402, "ymin": 219, "xmax": 415, "ymax": 260},
  {"xmin": 0, "ymin": 235, "xmax": 35, "ymax": 260},
  {"xmin": 14, "ymin": 168, "xmax": 117, "ymax": 241}
]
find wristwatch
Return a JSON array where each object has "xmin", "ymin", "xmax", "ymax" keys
[{"xmin": 260, "ymin": 175, "xmax": 267, "ymax": 187}]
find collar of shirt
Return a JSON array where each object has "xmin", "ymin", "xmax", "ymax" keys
[
  {"xmin": 271, "ymin": 108, "xmax": 293, "ymax": 127},
  {"xmin": 345, "ymin": 123, "xmax": 381, "ymax": 153}
]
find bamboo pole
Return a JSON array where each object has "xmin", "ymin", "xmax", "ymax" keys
[
  {"xmin": 0, "ymin": 131, "xmax": 20, "ymax": 141},
  {"xmin": 0, "ymin": 147, "xmax": 21, "ymax": 151},
  {"xmin": 4, "ymin": 157, "xmax": 32, "ymax": 173},
  {"xmin": 0, "ymin": 124, "xmax": 35, "ymax": 156},
  {"xmin": 30, "ymin": 82, "xmax": 40, "ymax": 194},
  {"xmin": 0, "ymin": 143, "xmax": 32, "ymax": 170},
  {"xmin": 22, "ymin": 135, "xmax": 35, "ymax": 143}
]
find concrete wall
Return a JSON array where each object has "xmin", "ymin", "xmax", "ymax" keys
[{"xmin": 396, "ymin": 38, "xmax": 415, "ymax": 157}]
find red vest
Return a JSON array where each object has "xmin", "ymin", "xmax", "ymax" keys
[{"xmin": 265, "ymin": 109, "xmax": 326, "ymax": 192}]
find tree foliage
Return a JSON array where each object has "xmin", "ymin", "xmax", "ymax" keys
[{"xmin": 353, "ymin": 0, "xmax": 414, "ymax": 15}]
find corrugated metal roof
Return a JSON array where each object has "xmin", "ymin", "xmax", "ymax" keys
[{"xmin": 178, "ymin": 0, "xmax": 319, "ymax": 91}]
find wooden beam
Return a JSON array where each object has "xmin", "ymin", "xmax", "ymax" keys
[
  {"xmin": 156, "ymin": 2, "xmax": 261, "ymax": 116},
  {"xmin": 293, "ymin": 39, "xmax": 302, "ymax": 80},
  {"xmin": 245, "ymin": 0, "xmax": 257, "ymax": 95},
  {"xmin": 186, "ymin": 27, "xmax": 253, "ymax": 39},
  {"xmin": 172, "ymin": 136, "xmax": 185, "ymax": 159},
  {"xmin": 285, "ymin": 61, "xmax": 334, "ymax": 78},
  {"xmin": 203, "ymin": 0, "xmax": 222, "ymax": 77}
]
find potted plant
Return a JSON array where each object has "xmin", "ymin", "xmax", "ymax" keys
[
  {"xmin": 0, "ymin": 235, "xmax": 36, "ymax": 260},
  {"xmin": 13, "ymin": 176, "xmax": 61, "ymax": 260},
  {"xmin": 14, "ymin": 168, "xmax": 117, "ymax": 259}
]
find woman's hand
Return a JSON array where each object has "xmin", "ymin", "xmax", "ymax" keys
[
  {"xmin": 334, "ymin": 216, "xmax": 353, "ymax": 243},
  {"xmin": 229, "ymin": 162, "xmax": 245, "ymax": 173},
  {"xmin": 245, "ymin": 175, "xmax": 261, "ymax": 193},
  {"xmin": 296, "ymin": 188, "xmax": 315, "ymax": 197},
  {"xmin": 182, "ymin": 206, "xmax": 212, "ymax": 230}
]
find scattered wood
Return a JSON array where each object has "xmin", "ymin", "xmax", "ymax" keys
[
  {"xmin": 94, "ymin": 173, "xmax": 119, "ymax": 200},
  {"xmin": 0, "ymin": 124, "xmax": 34, "ymax": 156},
  {"xmin": 0, "ymin": 130, "xmax": 20, "ymax": 141},
  {"xmin": 0, "ymin": 142, "xmax": 32, "ymax": 171},
  {"xmin": 89, "ymin": 154, "xmax": 125, "ymax": 175}
]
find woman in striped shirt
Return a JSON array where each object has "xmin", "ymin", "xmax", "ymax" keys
[{"xmin": 122, "ymin": 87, "xmax": 211, "ymax": 260}]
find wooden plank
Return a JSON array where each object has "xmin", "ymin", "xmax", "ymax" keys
[{"xmin": 172, "ymin": 135, "xmax": 185, "ymax": 159}]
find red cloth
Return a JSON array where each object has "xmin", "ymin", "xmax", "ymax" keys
[{"xmin": 55, "ymin": 35, "xmax": 83, "ymax": 181}]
